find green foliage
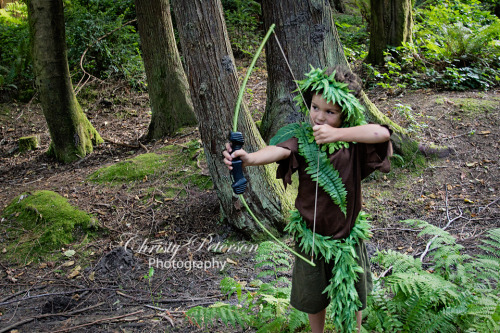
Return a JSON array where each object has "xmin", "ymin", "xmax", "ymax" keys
[
  {"xmin": 64, "ymin": 0, "xmax": 145, "ymax": 89},
  {"xmin": 0, "ymin": 2, "xmax": 32, "ymax": 99},
  {"xmin": 334, "ymin": 13, "xmax": 369, "ymax": 63},
  {"xmin": 270, "ymin": 121, "xmax": 350, "ymax": 214},
  {"xmin": 1, "ymin": 190, "xmax": 98, "ymax": 263},
  {"xmin": 286, "ymin": 210, "xmax": 372, "ymax": 333},
  {"xmin": 294, "ymin": 66, "xmax": 367, "ymax": 129},
  {"xmin": 222, "ymin": 0, "xmax": 262, "ymax": 58},
  {"xmin": 295, "ymin": 123, "xmax": 348, "ymax": 215},
  {"xmin": 360, "ymin": 0, "xmax": 500, "ymax": 91},
  {"xmin": 185, "ymin": 241, "xmax": 309, "ymax": 332},
  {"xmin": 365, "ymin": 221, "xmax": 500, "ymax": 333}
]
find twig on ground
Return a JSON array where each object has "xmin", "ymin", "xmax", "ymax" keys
[
  {"xmin": 0, "ymin": 302, "xmax": 105, "ymax": 333},
  {"xmin": 49, "ymin": 309, "xmax": 145, "ymax": 333},
  {"xmin": 420, "ymin": 184, "xmax": 464, "ymax": 261},
  {"xmin": 0, "ymin": 288, "xmax": 131, "ymax": 306}
]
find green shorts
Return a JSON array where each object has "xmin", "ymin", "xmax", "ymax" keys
[{"xmin": 290, "ymin": 239, "xmax": 373, "ymax": 314}]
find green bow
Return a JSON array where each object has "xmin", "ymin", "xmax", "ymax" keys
[{"xmin": 231, "ymin": 23, "xmax": 315, "ymax": 267}]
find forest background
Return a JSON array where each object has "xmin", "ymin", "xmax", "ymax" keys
[{"xmin": 0, "ymin": 0, "xmax": 499, "ymax": 332}]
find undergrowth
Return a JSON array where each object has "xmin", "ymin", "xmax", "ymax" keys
[{"xmin": 185, "ymin": 222, "xmax": 500, "ymax": 332}]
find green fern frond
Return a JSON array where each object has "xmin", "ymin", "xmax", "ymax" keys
[
  {"xmin": 220, "ymin": 277, "xmax": 242, "ymax": 302},
  {"xmin": 255, "ymin": 317, "xmax": 286, "ymax": 333},
  {"xmin": 293, "ymin": 66, "xmax": 367, "ymax": 128},
  {"xmin": 288, "ymin": 308, "xmax": 309, "ymax": 332},
  {"xmin": 186, "ymin": 303, "xmax": 250, "ymax": 329},
  {"xmin": 269, "ymin": 122, "xmax": 301, "ymax": 146},
  {"xmin": 372, "ymin": 249, "xmax": 423, "ymax": 273},
  {"xmin": 295, "ymin": 123, "xmax": 348, "ymax": 214}
]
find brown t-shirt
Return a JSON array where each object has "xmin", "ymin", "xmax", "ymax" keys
[{"xmin": 276, "ymin": 135, "xmax": 392, "ymax": 239}]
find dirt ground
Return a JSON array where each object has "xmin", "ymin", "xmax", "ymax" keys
[{"xmin": 0, "ymin": 69, "xmax": 498, "ymax": 332}]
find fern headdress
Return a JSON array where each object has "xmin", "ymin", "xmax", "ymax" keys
[{"xmin": 294, "ymin": 66, "xmax": 367, "ymax": 128}]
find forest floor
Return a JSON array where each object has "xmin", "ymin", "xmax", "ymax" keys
[{"xmin": 0, "ymin": 67, "xmax": 498, "ymax": 332}]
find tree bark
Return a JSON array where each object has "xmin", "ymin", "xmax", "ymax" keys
[
  {"xmin": 135, "ymin": 0, "xmax": 197, "ymax": 141},
  {"xmin": 27, "ymin": 0, "xmax": 102, "ymax": 163},
  {"xmin": 260, "ymin": 0, "xmax": 409, "ymax": 153},
  {"xmin": 171, "ymin": 0, "xmax": 291, "ymax": 239},
  {"xmin": 366, "ymin": 0, "xmax": 413, "ymax": 65}
]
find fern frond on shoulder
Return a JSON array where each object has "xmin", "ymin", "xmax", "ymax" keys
[{"xmin": 295, "ymin": 123, "xmax": 348, "ymax": 214}]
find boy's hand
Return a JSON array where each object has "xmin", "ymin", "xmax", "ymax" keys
[
  {"xmin": 223, "ymin": 142, "xmax": 249, "ymax": 170},
  {"xmin": 312, "ymin": 124, "xmax": 339, "ymax": 144}
]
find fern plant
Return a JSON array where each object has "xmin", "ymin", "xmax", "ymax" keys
[
  {"xmin": 364, "ymin": 221, "xmax": 500, "ymax": 333},
  {"xmin": 185, "ymin": 241, "xmax": 309, "ymax": 332}
]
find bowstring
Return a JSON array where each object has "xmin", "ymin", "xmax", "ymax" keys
[{"xmin": 272, "ymin": 31, "xmax": 320, "ymax": 263}]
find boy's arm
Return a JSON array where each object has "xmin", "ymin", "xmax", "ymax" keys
[
  {"xmin": 223, "ymin": 144, "xmax": 291, "ymax": 170},
  {"xmin": 313, "ymin": 124, "xmax": 391, "ymax": 144}
]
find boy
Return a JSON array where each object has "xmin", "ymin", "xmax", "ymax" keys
[{"xmin": 223, "ymin": 66, "xmax": 392, "ymax": 332}]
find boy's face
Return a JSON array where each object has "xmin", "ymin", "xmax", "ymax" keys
[{"xmin": 310, "ymin": 93, "xmax": 342, "ymax": 128}]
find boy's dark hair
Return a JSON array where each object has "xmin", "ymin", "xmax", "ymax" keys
[{"xmin": 302, "ymin": 66, "xmax": 362, "ymax": 110}]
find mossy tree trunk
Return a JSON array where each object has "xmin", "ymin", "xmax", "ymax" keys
[
  {"xmin": 171, "ymin": 0, "xmax": 291, "ymax": 239},
  {"xmin": 260, "ymin": 0, "xmax": 410, "ymax": 154},
  {"xmin": 135, "ymin": 0, "xmax": 197, "ymax": 141},
  {"xmin": 366, "ymin": 0, "xmax": 413, "ymax": 65},
  {"xmin": 26, "ymin": 0, "xmax": 102, "ymax": 163}
]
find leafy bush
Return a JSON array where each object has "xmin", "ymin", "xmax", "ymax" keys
[
  {"xmin": 359, "ymin": 0, "xmax": 500, "ymax": 91},
  {"xmin": 222, "ymin": 0, "xmax": 262, "ymax": 58},
  {"xmin": 334, "ymin": 13, "xmax": 369, "ymax": 62},
  {"xmin": 0, "ymin": 2, "xmax": 32, "ymax": 100},
  {"xmin": 64, "ymin": 0, "xmax": 145, "ymax": 89}
]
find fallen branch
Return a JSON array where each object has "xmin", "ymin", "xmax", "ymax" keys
[
  {"xmin": 102, "ymin": 136, "xmax": 148, "ymax": 152},
  {"xmin": 49, "ymin": 309, "xmax": 145, "ymax": 333},
  {"xmin": 0, "ymin": 287, "xmax": 135, "ymax": 306},
  {"xmin": 116, "ymin": 290, "xmax": 222, "ymax": 304},
  {"xmin": 0, "ymin": 302, "xmax": 105, "ymax": 333}
]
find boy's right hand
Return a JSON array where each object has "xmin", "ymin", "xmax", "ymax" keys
[{"xmin": 223, "ymin": 142, "xmax": 248, "ymax": 171}]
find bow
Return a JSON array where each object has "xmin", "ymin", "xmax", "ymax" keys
[{"xmin": 229, "ymin": 24, "xmax": 315, "ymax": 267}]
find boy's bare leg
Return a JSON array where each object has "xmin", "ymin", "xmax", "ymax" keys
[
  {"xmin": 356, "ymin": 311, "xmax": 362, "ymax": 332},
  {"xmin": 308, "ymin": 309, "xmax": 326, "ymax": 333}
]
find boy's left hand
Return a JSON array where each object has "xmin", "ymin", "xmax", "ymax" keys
[{"xmin": 313, "ymin": 124, "xmax": 339, "ymax": 144}]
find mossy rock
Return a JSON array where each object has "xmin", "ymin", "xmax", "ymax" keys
[
  {"xmin": 1, "ymin": 190, "xmax": 98, "ymax": 263},
  {"xmin": 18, "ymin": 135, "xmax": 40, "ymax": 152},
  {"xmin": 88, "ymin": 140, "xmax": 213, "ymax": 198}
]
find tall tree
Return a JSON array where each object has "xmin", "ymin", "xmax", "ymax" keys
[
  {"xmin": 366, "ymin": 0, "xmax": 413, "ymax": 65},
  {"xmin": 171, "ymin": 0, "xmax": 291, "ymax": 239},
  {"xmin": 260, "ymin": 0, "xmax": 408, "ymax": 152},
  {"xmin": 27, "ymin": 0, "xmax": 102, "ymax": 163},
  {"xmin": 135, "ymin": 0, "xmax": 197, "ymax": 141}
]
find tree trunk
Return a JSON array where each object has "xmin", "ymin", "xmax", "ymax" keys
[
  {"xmin": 260, "ymin": 0, "xmax": 410, "ymax": 154},
  {"xmin": 27, "ymin": 0, "xmax": 102, "ymax": 163},
  {"xmin": 171, "ymin": 0, "xmax": 291, "ymax": 239},
  {"xmin": 135, "ymin": 0, "xmax": 197, "ymax": 141},
  {"xmin": 366, "ymin": 0, "xmax": 413, "ymax": 65}
]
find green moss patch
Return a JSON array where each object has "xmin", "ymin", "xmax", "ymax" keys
[
  {"xmin": 88, "ymin": 140, "xmax": 213, "ymax": 199},
  {"xmin": 88, "ymin": 153, "xmax": 167, "ymax": 184},
  {"xmin": 455, "ymin": 98, "xmax": 498, "ymax": 114},
  {"xmin": 1, "ymin": 190, "xmax": 98, "ymax": 263}
]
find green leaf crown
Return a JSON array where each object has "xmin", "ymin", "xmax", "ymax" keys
[{"xmin": 293, "ymin": 66, "xmax": 367, "ymax": 128}]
